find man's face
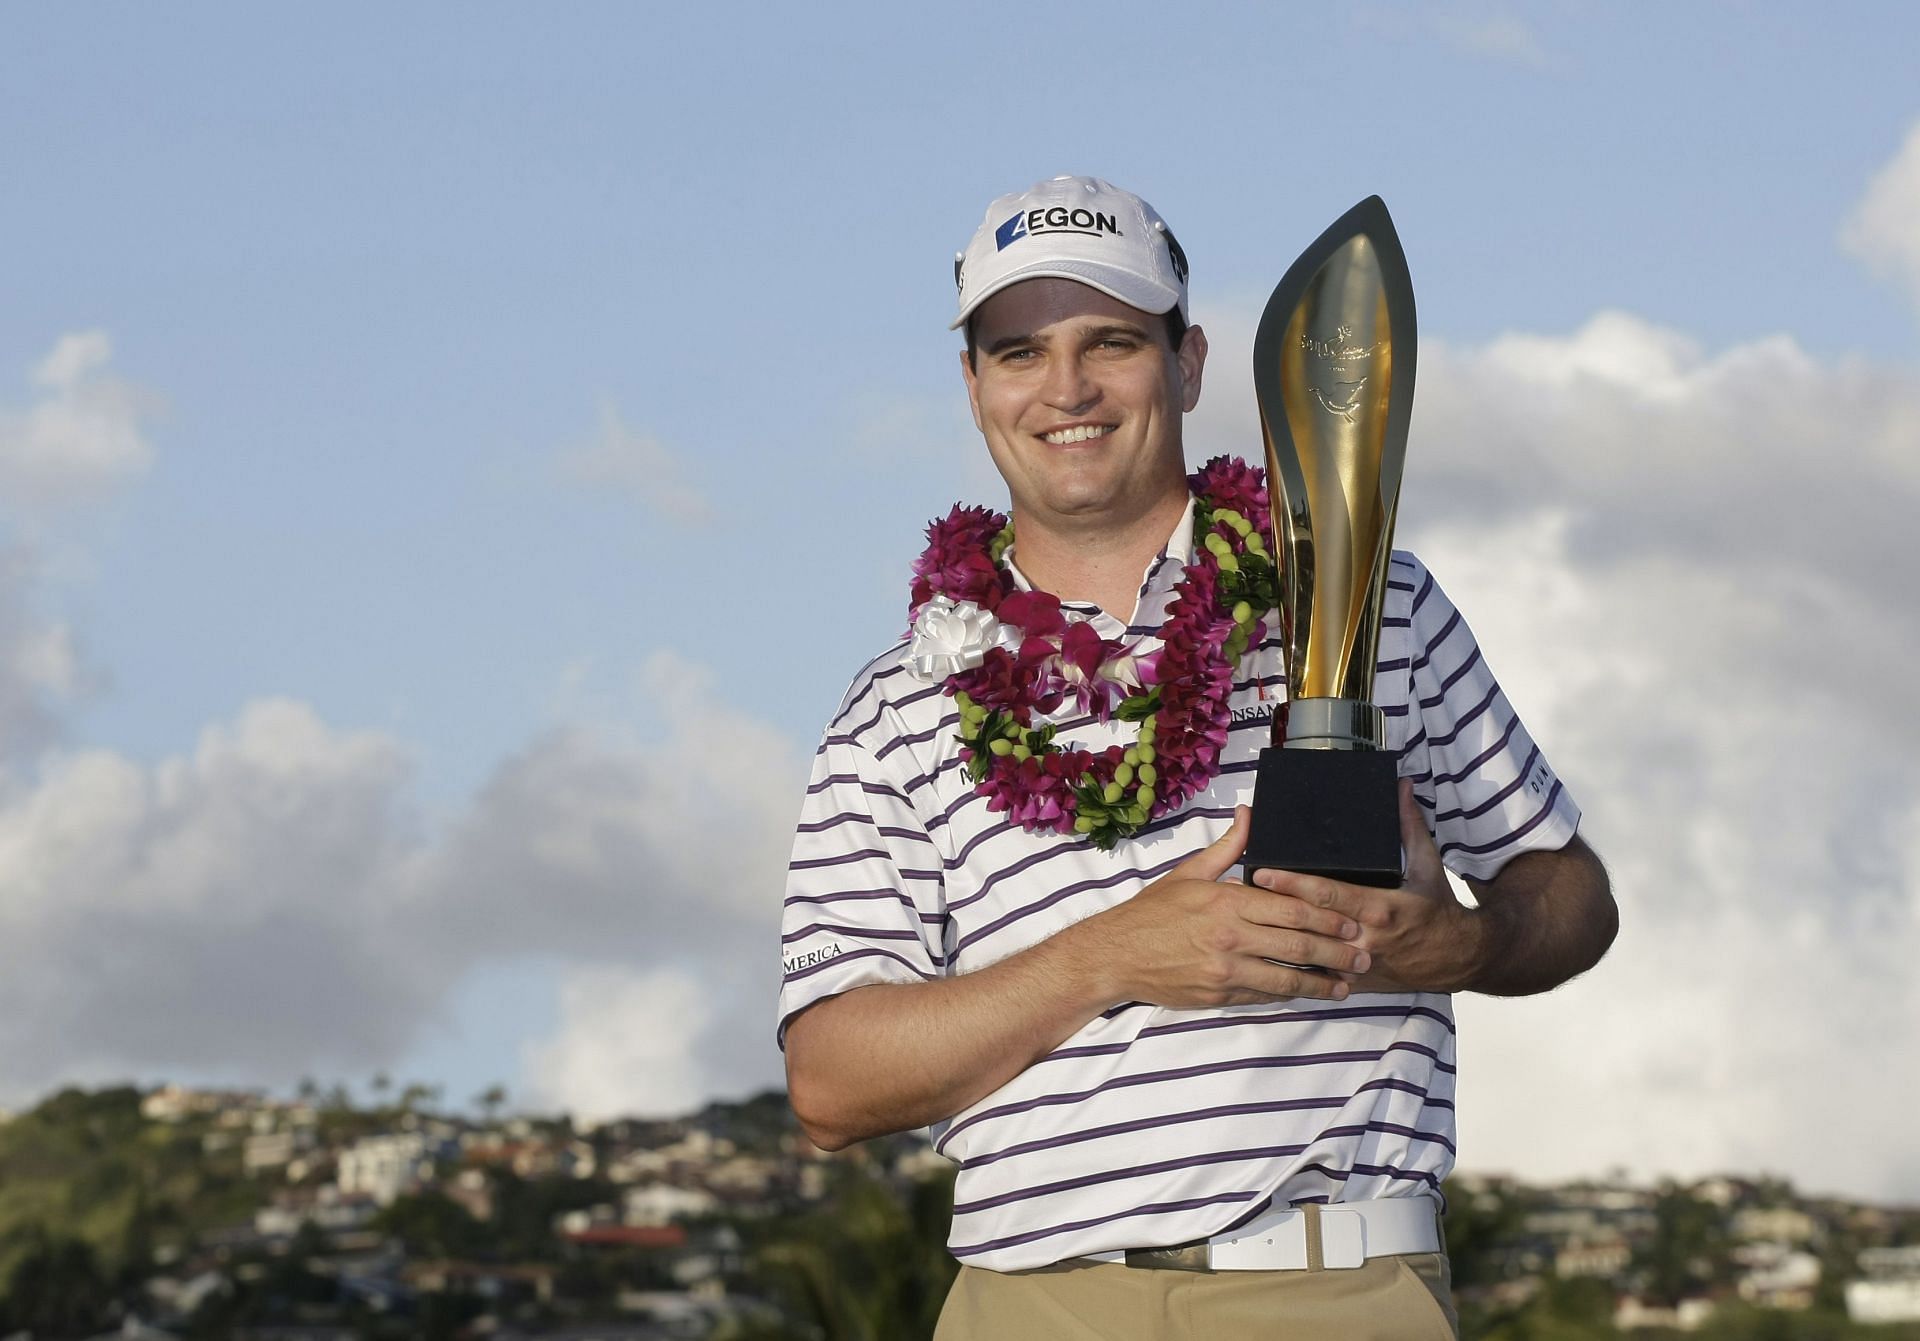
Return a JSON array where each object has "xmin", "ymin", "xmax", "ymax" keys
[{"xmin": 960, "ymin": 278, "xmax": 1207, "ymax": 537}]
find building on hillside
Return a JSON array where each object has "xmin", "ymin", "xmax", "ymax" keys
[
  {"xmin": 141, "ymin": 1084, "xmax": 270, "ymax": 1124},
  {"xmin": 668, "ymin": 1226, "xmax": 745, "ymax": 1288},
  {"xmin": 1614, "ymin": 1296, "xmax": 1717, "ymax": 1331},
  {"xmin": 624, "ymin": 1182, "xmax": 722, "ymax": 1226},
  {"xmin": 1848, "ymin": 1246, "xmax": 1920, "ymax": 1324},
  {"xmin": 1692, "ymin": 1176, "xmax": 1750, "ymax": 1208},
  {"xmin": 1732, "ymin": 1205, "xmax": 1818, "ymax": 1244},
  {"xmin": 243, "ymin": 1127, "xmax": 316, "ymax": 1175},
  {"xmin": 1734, "ymin": 1242, "xmax": 1821, "ymax": 1309},
  {"xmin": 337, "ymin": 1132, "xmax": 437, "ymax": 1206},
  {"xmin": 559, "ymin": 1223, "xmax": 688, "ymax": 1254},
  {"xmin": 256, "ymin": 1186, "xmax": 380, "ymax": 1238},
  {"xmin": 1553, "ymin": 1234, "xmax": 1631, "ymax": 1278},
  {"xmin": 444, "ymin": 1167, "xmax": 496, "ymax": 1222},
  {"xmin": 404, "ymin": 1259, "xmax": 557, "ymax": 1305}
]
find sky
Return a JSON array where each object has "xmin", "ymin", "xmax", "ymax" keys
[{"xmin": 1, "ymin": 2, "xmax": 1916, "ymax": 1204}]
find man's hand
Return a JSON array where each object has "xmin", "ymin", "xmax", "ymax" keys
[
  {"xmin": 1251, "ymin": 780, "xmax": 1615, "ymax": 997},
  {"xmin": 1071, "ymin": 806, "xmax": 1374, "ymax": 1006},
  {"xmin": 785, "ymin": 805, "xmax": 1378, "ymax": 1150}
]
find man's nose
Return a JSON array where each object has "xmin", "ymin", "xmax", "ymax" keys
[{"xmin": 1042, "ymin": 353, "xmax": 1099, "ymax": 412}]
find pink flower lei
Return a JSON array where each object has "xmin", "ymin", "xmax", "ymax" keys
[{"xmin": 905, "ymin": 456, "xmax": 1280, "ymax": 851}]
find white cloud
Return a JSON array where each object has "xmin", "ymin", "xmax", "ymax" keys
[
  {"xmin": 0, "ymin": 546, "xmax": 84, "ymax": 764},
  {"xmin": 0, "ymin": 336, "xmax": 806, "ymax": 1119},
  {"xmin": 1449, "ymin": 14, "xmax": 1550, "ymax": 68},
  {"xmin": 0, "ymin": 699, "xmax": 424, "ymax": 1085},
  {"xmin": 557, "ymin": 402, "xmax": 713, "ymax": 523},
  {"xmin": 0, "ymin": 334, "xmax": 147, "ymax": 759},
  {"xmin": 0, "ymin": 331, "xmax": 157, "ymax": 511},
  {"xmin": 0, "ymin": 653, "xmax": 803, "ymax": 1112},
  {"xmin": 1353, "ymin": 1, "xmax": 1552, "ymax": 70},
  {"xmin": 1843, "ymin": 120, "xmax": 1920, "ymax": 313},
  {"xmin": 521, "ymin": 966, "xmax": 716, "ymax": 1124},
  {"xmin": 1191, "ymin": 298, "xmax": 1920, "ymax": 1199}
]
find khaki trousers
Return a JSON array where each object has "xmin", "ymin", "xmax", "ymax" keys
[{"xmin": 933, "ymin": 1251, "xmax": 1459, "ymax": 1341}]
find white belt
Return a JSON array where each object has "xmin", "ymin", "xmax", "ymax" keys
[{"xmin": 1081, "ymin": 1197, "xmax": 1440, "ymax": 1271}]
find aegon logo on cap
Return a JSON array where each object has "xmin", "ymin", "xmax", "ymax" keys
[{"xmin": 994, "ymin": 206, "xmax": 1122, "ymax": 251}]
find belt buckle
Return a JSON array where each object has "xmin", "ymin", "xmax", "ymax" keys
[
  {"xmin": 1320, "ymin": 1208, "xmax": 1367, "ymax": 1269},
  {"xmin": 1123, "ymin": 1242, "xmax": 1212, "ymax": 1272}
]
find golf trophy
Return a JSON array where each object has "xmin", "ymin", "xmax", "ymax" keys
[{"xmin": 1243, "ymin": 196, "xmax": 1415, "ymax": 888}]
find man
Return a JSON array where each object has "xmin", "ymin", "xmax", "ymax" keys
[{"xmin": 778, "ymin": 175, "xmax": 1615, "ymax": 1339}]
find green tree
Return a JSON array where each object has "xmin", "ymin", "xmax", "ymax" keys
[
  {"xmin": 1, "ymin": 1228, "xmax": 111, "ymax": 1338},
  {"xmin": 372, "ymin": 1190, "xmax": 487, "ymax": 1260},
  {"xmin": 1636, "ymin": 1182, "xmax": 1730, "ymax": 1307},
  {"xmin": 1443, "ymin": 1177, "xmax": 1527, "ymax": 1293},
  {"xmin": 755, "ymin": 1162, "xmax": 957, "ymax": 1341}
]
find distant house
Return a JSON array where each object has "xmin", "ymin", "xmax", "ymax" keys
[
  {"xmin": 404, "ymin": 1259, "xmax": 557, "ymax": 1305},
  {"xmin": 336, "ymin": 1132, "xmax": 436, "ymax": 1206},
  {"xmin": 142, "ymin": 1084, "xmax": 254, "ymax": 1123},
  {"xmin": 1731, "ymin": 1205, "xmax": 1818, "ymax": 1245},
  {"xmin": 444, "ymin": 1167, "xmax": 496, "ymax": 1221},
  {"xmin": 1614, "ymin": 1296, "xmax": 1717, "ymax": 1331},
  {"xmin": 561, "ymin": 1224, "xmax": 689, "ymax": 1252},
  {"xmin": 1848, "ymin": 1246, "xmax": 1920, "ymax": 1324},
  {"xmin": 1554, "ymin": 1234, "xmax": 1631, "ymax": 1278},
  {"xmin": 624, "ymin": 1182, "xmax": 721, "ymax": 1226},
  {"xmin": 1735, "ymin": 1242, "xmax": 1821, "ymax": 1309},
  {"xmin": 243, "ymin": 1129, "xmax": 306, "ymax": 1174},
  {"xmin": 255, "ymin": 1185, "xmax": 379, "ymax": 1238}
]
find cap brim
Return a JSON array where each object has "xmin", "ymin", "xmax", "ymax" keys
[{"xmin": 950, "ymin": 259, "xmax": 1184, "ymax": 330}]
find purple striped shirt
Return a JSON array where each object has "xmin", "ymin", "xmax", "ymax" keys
[{"xmin": 778, "ymin": 528, "xmax": 1580, "ymax": 1271}]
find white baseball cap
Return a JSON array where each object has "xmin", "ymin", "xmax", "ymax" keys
[{"xmin": 951, "ymin": 175, "xmax": 1190, "ymax": 331}]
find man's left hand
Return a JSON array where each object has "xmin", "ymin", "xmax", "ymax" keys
[
  {"xmin": 1251, "ymin": 780, "xmax": 1475, "ymax": 993},
  {"xmin": 1250, "ymin": 778, "xmax": 1616, "ymax": 997}
]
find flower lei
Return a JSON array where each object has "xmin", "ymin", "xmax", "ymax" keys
[{"xmin": 903, "ymin": 457, "xmax": 1280, "ymax": 851}]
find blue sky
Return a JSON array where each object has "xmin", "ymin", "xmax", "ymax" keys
[{"xmin": 3, "ymin": 3, "xmax": 1917, "ymax": 1201}]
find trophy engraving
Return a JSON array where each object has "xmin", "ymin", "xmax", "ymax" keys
[{"xmin": 1244, "ymin": 197, "xmax": 1416, "ymax": 887}]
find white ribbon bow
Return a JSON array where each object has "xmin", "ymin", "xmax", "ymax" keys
[{"xmin": 903, "ymin": 595, "xmax": 1010, "ymax": 681}]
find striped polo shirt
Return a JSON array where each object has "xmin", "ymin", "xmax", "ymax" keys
[{"xmin": 778, "ymin": 508, "xmax": 1580, "ymax": 1271}]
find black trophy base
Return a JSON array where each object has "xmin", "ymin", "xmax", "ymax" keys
[{"xmin": 1243, "ymin": 747, "xmax": 1402, "ymax": 887}]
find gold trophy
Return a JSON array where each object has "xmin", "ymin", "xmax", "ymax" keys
[{"xmin": 1243, "ymin": 197, "xmax": 1415, "ymax": 887}]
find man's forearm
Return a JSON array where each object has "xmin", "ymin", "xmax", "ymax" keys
[
  {"xmin": 783, "ymin": 923, "xmax": 1114, "ymax": 1151},
  {"xmin": 782, "ymin": 811, "xmax": 1370, "ymax": 1149},
  {"xmin": 1459, "ymin": 835, "xmax": 1616, "ymax": 996}
]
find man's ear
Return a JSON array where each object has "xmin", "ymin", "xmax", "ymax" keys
[
  {"xmin": 1177, "ymin": 324, "xmax": 1208, "ymax": 413},
  {"xmin": 959, "ymin": 347, "xmax": 985, "ymax": 432}
]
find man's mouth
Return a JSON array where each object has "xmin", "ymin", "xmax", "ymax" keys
[{"xmin": 1040, "ymin": 424, "xmax": 1116, "ymax": 445}]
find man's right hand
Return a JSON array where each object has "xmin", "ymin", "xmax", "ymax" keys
[{"xmin": 1068, "ymin": 805, "xmax": 1373, "ymax": 1008}]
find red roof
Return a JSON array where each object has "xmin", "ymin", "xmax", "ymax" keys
[{"xmin": 562, "ymin": 1224, "xmax": 687, "ymax": 1249}]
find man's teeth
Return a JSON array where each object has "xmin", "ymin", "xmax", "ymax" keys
[{"xmin": 1042, "ymin": 425, "xmax": 1114, "ymax": 444}]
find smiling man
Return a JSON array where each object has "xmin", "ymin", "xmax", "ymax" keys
[{"xmin": 778, "ymin": 176, "xmax": 1615, "ymax": 1340}]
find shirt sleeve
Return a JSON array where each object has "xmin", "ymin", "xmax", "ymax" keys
[
  {"xmin": 1396, "ymin": 554, "xmax": 1581, "ymax": 882},
  {"xmin": 776, "ymin": 717, "xmax": 948, "ymax": 1048}
]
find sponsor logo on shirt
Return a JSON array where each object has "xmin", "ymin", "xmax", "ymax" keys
[
  {"xmin": 783, "ymin": 942, "xmax": 844, "ymax": 976},
  {"xmin": 1231, "ymin": 701, "xmax": 1277, "ymax": 724}
]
